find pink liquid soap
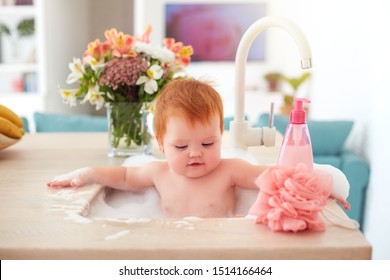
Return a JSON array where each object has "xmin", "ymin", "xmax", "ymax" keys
[{"xmin": 277, "ymin": 98, "xmax": 313, "ymax": 170}]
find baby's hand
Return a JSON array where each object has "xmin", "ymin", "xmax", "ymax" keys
[{"xmin": 47, "ymin": 167, "xmax": 92, "ymax": 188}]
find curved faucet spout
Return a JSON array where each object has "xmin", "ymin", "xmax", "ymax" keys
[
  {"xmin": 234, "ymin": 16, "xmax": 312, "ymax": 123},
  {"xmin": 231, "ymin": 16, "xmax": 312, "ymax": 150}
]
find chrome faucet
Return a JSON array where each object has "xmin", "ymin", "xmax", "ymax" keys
[{"xmin": 230, "ymin": 16, "xmax": 313, "ymax": 150}]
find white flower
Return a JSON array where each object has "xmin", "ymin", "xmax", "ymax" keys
[
  {"xmin": 83, "ymin": 55, "xmax": 105, "ymax": 72},
  {"xmin": 58, "ymin": 87, "xmax": 78, "ymax": 107},
  {"xmin": 66, "ymin": 57, "xmax": 85, "ymax": 84},
  {"xmin": 81, "ymin": 85, "xmax": 105, "ymax": 110},
  {"xmin": 134, "ymin": 41, "xmax": 175, "ymax": 65},
  {"xmin": 136, "ymin": 64, "xmax": 164, "ymax": 94}
]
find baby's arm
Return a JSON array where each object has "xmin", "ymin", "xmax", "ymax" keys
[
  {"xmin": 229, "ymin": 158, "xmax": 268, "ymax": 189},
  {"xmin": 47, "ymin": 166, "xmax": 127, "ymax": 189},
  {"xmin": 47, "ymin": 167, "xmax": 95, "ymax": 188},
  {"xmin": 47, "ymin": 162, "xmax": 159, "ymax": 191}
]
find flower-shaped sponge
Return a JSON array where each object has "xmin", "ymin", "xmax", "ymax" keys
[{"xmin": 249, "ymin": 163, "xmax": 342, "ymax": 232}]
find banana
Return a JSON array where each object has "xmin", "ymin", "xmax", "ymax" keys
[
  {"xmin": 0, "ymin": 104, "xmax": 24, "ymax": 127},
  {"xmin": 0, "ymin": 116, "xmax": 25, "ymax": 139}
]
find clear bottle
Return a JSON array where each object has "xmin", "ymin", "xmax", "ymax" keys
[{"xmin": 277, "ymin": 98, "xmax": 313, "ymax": 170}]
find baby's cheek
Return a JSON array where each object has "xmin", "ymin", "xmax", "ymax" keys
[
  {"xmin": 166, "ymin": 154, "xmax": 185, "ymax": 173},
  {"xmin": 208, "ymin": 149, "xmax": 222, "ymax": 167}
]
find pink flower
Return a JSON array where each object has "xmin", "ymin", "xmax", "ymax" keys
[
  {"xmin": 83, "ymin": 39, "xmax": 111, "ymax": 61},
  {"xmin": 164, "ymin": 38, "xmax": 194, "ymax": 67},
  {"xmin": 60, "ymin": 26, "xmax": 193, "ymax": 108},
  {"xmin": 139, "ymin": 24, "xmax": 152, "ymax": 43},
  {"xmin": 104, "ymin": 28, "xmax": 136, "ymax": 58},
  {"xmin": 98, "ymin": 56, "xmax": 148, "ymax": 100},
  {"xmin": 249, "ymin": 163, "xmax": 333, "ymax": 232}
]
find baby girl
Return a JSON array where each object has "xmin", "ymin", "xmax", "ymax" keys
[{"xmin": 47, "ymin": 78, "xmax": 268, "ymax": 218}]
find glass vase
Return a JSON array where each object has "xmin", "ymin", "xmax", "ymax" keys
[{"xmin": 106, "ymin": 102, "xmax": 153, "ymax": 157}]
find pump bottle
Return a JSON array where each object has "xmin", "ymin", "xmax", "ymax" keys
[{"xmin": 277, "ymin": 98, "xmax": 313, "ymax": 170}]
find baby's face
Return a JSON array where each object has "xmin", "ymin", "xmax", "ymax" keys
[{"xmin": 162, "ymin": 114, "xmax": 222, "ymax": 178}]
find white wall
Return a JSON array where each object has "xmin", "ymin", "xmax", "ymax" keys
[
  {"xmin": 42, "ymin": 0, "xmax": 91, "ymax": 115},
  {"xmin": 364, "ymin": 1, "xmax": 390, "ymax": 260},
  {"xmin": 43, "ymin": 0, "xmax": 133, "ymax": 116}
]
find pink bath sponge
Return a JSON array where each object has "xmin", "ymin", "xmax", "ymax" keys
[{"xmin": 249, "ymin": 163, "xmax": 343, "ymax": 232}]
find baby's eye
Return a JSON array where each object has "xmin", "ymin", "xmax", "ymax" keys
[
  {"xmin": 202, "ymin": 142, "xmax": 214, "ymax": 147},
  {"xmin": 175, "ymin": 145, "xmax": 188, "ymax": 150}
]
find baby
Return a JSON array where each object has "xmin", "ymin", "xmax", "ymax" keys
[{"xmin": 47, "ymin": 78, "xmax": 268, "ymax": 218}]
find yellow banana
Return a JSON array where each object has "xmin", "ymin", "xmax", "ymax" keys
[
  {"xmin": 0, "ymin": 116, "xmax": 25, "ymax": 139},
  {"xmin": 0, "ymin": 104, "xmax": 24, "ymax": 127}
]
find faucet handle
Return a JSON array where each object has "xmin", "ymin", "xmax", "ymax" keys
[
  {"xmin": 268, "ymin": 102, "xmax": 275, "ymax": 128},
  {"xmin": 262, "ymin": 102, "xmax": 276, "ymax": 147}
]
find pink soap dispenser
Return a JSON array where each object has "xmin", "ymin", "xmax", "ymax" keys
[{"xmin": 277, "ymin": 98, "xmax": 313, "ymax": 170}]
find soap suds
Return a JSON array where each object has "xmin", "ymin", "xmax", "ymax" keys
[
  {"xmin": 94, "ymin": 217, "xmax": 152, "ymax": 225},
  {"xmin": 48, "ymin": 187, "xmax": 96, "ymax": 224},
  {"xmin": 183, "ymin": 216, "xmax": 203, "ymax": 221},
  {"xmin": 49, "ymin": 189, "xmax": 94, "ymax": 200},
  {"xmin": 173, "ymin": 220, "xmax": 195, "ymax": 230},
  {"xmin": 48, "ymin": 154, "xmax": 259, "ymax": 224},
  {"xmin": 65, "ymin": 213, "xmax": 93, "ymax": 224},
  {"xmin": 105, "ymin": 230, "xmax": 130, "ymax": 240},
  {"xmin": 88, "ymin": 188, "xmax": 164, "ymax": 220},
  {"xmin": 87, "ymin": 186, "xmax": 258, "ymax": 221}
]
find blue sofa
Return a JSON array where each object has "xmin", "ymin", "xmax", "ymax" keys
[
  {"xmin": 257, "ymin": 114, "xmax": 370, "ymax": 228},
  {"xmin": 33, "ymin": 112, "xmax": 107, "ymax": 132}
]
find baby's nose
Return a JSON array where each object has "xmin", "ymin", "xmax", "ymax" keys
[{"xmin": 189, "ymin": 149, "xmax": 202, "ymax": 158}]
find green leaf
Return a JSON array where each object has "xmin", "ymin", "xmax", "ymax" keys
[
  {"xmin": 284, "ymin": 94, "xmax": 294, "ymax": 105},
  {"xmin": 138, "ymin": 86, "xmax": 145, "ymax": 100},
  {"xmin": 282, "ymin": 72, "xmax": 311, "ymax": 91},
  {"xmin": 0, "ymin": 24, "xmax": 11, "ymax": 36},
  {"xmin": 17, "ymin": 18, "xmax": 35, "ymax": 37}
]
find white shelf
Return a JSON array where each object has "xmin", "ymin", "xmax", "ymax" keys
[
  {"xmin": 0, "ymin": 5, "xmax": 35, "ymax": 16},
  {"xmin": 0, "ymin": 63, "xmax": 38, "ymax": 72},
  {"xmin": 0, "ymin": 1, "xmax": 42, "ymax": 127},
  {"xmin": 0, "ymin": 91, "xmax": 39, "ymax": 96},
  {"xmin": 0, "ymin": 5, "xmax": 35, "ymax": 26}
]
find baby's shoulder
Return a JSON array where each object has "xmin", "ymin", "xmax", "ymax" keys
[
  {"xmin": 145, "ymin": 160, "xmax": 169, "ymax": 173},
  {"xmin": 220, "ymin": 157, "xmax": 254, "ymax": 169}
]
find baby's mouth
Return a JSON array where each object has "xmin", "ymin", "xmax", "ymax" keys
[{"xmin": 187, "ymin": 162, "xmax": 204, "ymax": 167}]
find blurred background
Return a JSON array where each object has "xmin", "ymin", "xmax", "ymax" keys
[{"xmin": 0, "ymin": 0, "xmax": 389, "ymax": 259}]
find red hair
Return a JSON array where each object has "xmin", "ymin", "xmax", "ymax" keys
[{"xmin": 154, "ymin": 77, "xmax": 224, "ymax": 144}]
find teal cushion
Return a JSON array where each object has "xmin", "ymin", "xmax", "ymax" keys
[
  {"xmin": 258, "ymin": 114, "xmax": 353, "ymax": 156},
  {"xmin": 34, "ymin": 112, "xmax": 107, "ymax": 132},
  {"xmin": 313, "ymin": 155, "xmax": 342, "ymax": 169},
  {"xmin": 21, "ymin": 116, "xmax": 29, "ymax": 133},
  {"xmin": 224, "ymin": 116, "xmax": 234, "ymax": 130},
  {"xmin": 310, "ymin": 119, "xmax": 353, "ymax": 156}
]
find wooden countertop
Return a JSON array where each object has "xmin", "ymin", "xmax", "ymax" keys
[{"xmin": 0, "ymin": 133, "xmax": 372, "ymax": 259}]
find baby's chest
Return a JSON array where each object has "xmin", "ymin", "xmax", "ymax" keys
[{"xmin": 157, "ymin": 180, "xmax": 235, "ymax": 217}]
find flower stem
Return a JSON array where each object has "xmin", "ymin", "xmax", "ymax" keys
[{"xmin": 108, "ymin": 102, "xmax": 150, "ymax": 150}]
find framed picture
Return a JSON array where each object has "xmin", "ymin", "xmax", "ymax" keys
[
  {"xmin": 164, "ymin": 2, "xmax": 266, "ymax": 62},
  {"xmin": 134, "ymin": 0, "xmax": 267, "ymax": 62}
]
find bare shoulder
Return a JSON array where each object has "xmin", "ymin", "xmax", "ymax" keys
[
  {"xmin": 220, "ymin": 158, "xmax": 257, "ymax": 169},
  {"xmin": 219, "ymin": 158, "xmax": 267, "ymax": 189},
  {"xmin": 142, "ymin": 160, "xmax": 169, "ymax": 176},
  {"xmin": 123, "ymin": 160, "xmax": 169, "ymax": 190},
  {"xmin": 220, "ymin": 158, "xmax": 267, "ymax": 177},
  {"xmin": 144, "ymin": 160, "xmax": 168, "ymax": 171}
]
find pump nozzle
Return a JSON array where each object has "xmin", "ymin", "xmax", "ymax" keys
[{"xmin": 290, "ymin": 98, "xmax": 310, "ymax": 124}]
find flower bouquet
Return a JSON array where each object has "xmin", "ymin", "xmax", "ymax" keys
[{"xmin": 58, "ymin": 25, "xmax": 193, "ymax": 156}]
